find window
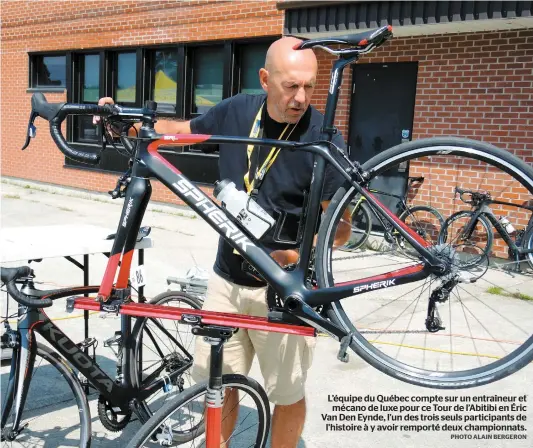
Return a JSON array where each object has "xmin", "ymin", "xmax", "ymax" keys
[
  {"xmin": 192, "ymin": 48, "xmax": 224, "ymax": 114},
  {"xmin": 61, "ymin": 37, "xmax": 277, "ymax": 184},
  {"xmin": 83, "ymin": 54, "xmax": 100, "ymax": 102},
  {"xmin": 238, "ymin": 43, "xmax": 269, "ymax": 95},
  {"xmin": 116, "ymin": 52, "xmax": 137, "ymax": 104},
  {"xmin": 31, "ymin": 54, "xmax": 66, "ymax": 88},
  {"xmin": 74, "ymin": 54, "xmax": 101, "ymax": 143},
  {"xmin": 153, "ymin": 49, "xmax": 179, "ymax": 105}
]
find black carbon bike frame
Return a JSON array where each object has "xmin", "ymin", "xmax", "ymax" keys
[
  {"xmin": 90, "ymin": 55, "xmax": 447, "ymax": 341},
  {"xmin": 2, "ymin": 282, "xmax": 193, "ymax": 434}
]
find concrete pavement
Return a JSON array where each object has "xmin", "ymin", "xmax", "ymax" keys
[{"xmin": 1, "ymin": 177, "xmax": 532, "ymax": 447}]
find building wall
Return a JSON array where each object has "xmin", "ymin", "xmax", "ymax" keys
[
  {"xmin": 1, "ymin": 0, "xmax": 284, "ymax": 204},
  {"xmin": 2, "ymin": 3, "xmax": 532, "ymax": 255}
]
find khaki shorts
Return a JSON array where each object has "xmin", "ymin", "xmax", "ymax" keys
[{"xmin": 191, "ymin": 272, "xmax": 316, "ymax": 406}]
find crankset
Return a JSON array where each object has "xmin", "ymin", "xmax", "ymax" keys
[{"xmin": 97, "ymin": 395, "xmax": 132, "ymax": 431}]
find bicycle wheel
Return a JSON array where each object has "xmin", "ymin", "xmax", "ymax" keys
[
  {"xmin": 396, "ymin": 205, "xmax": 445, "ymax": 259},
  {"xmin": 316, "ymin": 137, "xmax": 533, "ymax": 388},
  {"xmin": 127, "ymin": 374, "xmax": 270, "ymax": 447},
  {"xmin": 132, "ymin": 291, "xmax": 202, "ymax": 424},
  {"xmin": 340, "ymin": 200, "xmax": 373, "ymax": 252},
  {"xmin": 438, "ymin": 210, "xmax": 494, "ymax": 267},
  {"xmin": 1, "ymin": 343, "xmax": 90, "ymax": 447}
]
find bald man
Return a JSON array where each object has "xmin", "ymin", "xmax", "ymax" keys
[{"xmin": 97, "ymin": 37, "xmax": 347, "ymax": 447}]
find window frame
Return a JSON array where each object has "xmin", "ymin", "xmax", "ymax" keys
[
  {"xmin": 28, "ymin": 51, "xmax": 68, "ymax": 92},
  {"xmin": 145, "ymin": 45, "xmax": 184, "ymax": 116},
  {"xmin": 70, "ymin": 52, "xmax": 103, "ymax": 144},
  {"xmin": 233, "ymin": 38, "xmax": 273, "ymax": 96},
  {"xmin": 43, "ymin": 36, "xmax": 279, "ymax": 184},
  {"xmin": 185, "ymin": 42, "xmax": 231, "ymax": 119}
]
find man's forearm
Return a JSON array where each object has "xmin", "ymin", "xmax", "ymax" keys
[{"xmin": 128, "ymin": 119, "xmax": 192, "ymax": 136}]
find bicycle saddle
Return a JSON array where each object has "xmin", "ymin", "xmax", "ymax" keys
[{"xmin": 294, "ymin": 25, "xmax": 393, "ymax": 50}]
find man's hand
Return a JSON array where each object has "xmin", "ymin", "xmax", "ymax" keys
[
  {"xmin": 91, "ymin": 96, "xmax": 192, "ymax": 135},
  {"xmin": 92, "ymin": 97, "xmax": 115, "ymax": 125},
  {"xmin": 271, "ymin": 249, "xmax": 299, "ymax": 267}
]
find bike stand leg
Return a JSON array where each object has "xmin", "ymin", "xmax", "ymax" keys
[
  {"xmin": 191, "ymin": 325, "xmax": 235, "ymax": 447},
  {"xmin": 206, "ymin": 340, "xmax": 224, "ymax": 448}
]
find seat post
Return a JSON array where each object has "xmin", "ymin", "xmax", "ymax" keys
[{"xmin": 321, "ymin": 55, "xmax": 358, "ymax": 141}]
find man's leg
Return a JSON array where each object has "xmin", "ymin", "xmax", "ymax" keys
[
  {"xmin": 221, "ymin": 387, "xmax": 240, "ymax": 445},
  {"xmin": 271, "ymin": 397, "xmax": 306, "ymax": 448},
  {"xmin": 246, "ymin": 288, "xmax": 316, "ymax": 448},
  {"xmin": 190, "ymin": 274, "xmax": 255, "ymax": 445}
]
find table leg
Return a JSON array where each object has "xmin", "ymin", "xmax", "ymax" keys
[
  {"xmin": 84, "ymin": 254, "xmax": 89, "ymax": 395},
  {"xmin": 138, "ymin": 249, "xmax": 145, "ymax": 302}
]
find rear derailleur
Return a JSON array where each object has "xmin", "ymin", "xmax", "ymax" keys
[{"xmin": 425, "ymin": 277, "xmax": 458, "ymax": 332}]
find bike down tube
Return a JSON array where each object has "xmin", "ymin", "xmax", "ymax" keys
[
  {"xmin": 141, "ymin": 134, "xmax": 295, "ymax": 297},
  {"xmin": 34, "ymin": 310, "xmax": 133, "ymax": 407}
]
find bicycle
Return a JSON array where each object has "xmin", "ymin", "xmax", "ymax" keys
[
  {"xmin": 341, "ymin": 176, "xmax": 444, "ymax": 256},
  {"xmin": 16, "ymin": 24, "xmax": 533, "ymax": 446},
  {"xmin": 1, "ymin": 271, "xmax": 201, "ymax": 446},
  {"xmin": 437, "ymin": 186, "xmax": 533, "ymax": 270}
]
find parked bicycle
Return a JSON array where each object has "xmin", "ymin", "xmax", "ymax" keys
[
  {"xmin": 341, "ymin": 176, "xmax": 444, "ymax": 257},
  {"xmin": 437, "ymin": 186, "xmax": 533, "ymax": 270},
  {"xmin": 10, "ymin": 24, "xmax": 533, "ymax": 446},
  {"xmin": 0, "ymin": 267, "xmax": 201, "ymax": 446}
]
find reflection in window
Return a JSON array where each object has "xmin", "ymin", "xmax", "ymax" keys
[
  {"xmin": 117, "ymin": 53, "xmax": 136, "ymax": 103},
  {"xmin": 83, "ymin": 54, "xmax": 100, "ymax": 102},
  {"xmin": 33, "ymin": 55, "xmax": 66, "ymax": 87},
  {"xmin": 154, "ymin": 50, "xmax": 178, "ymax": 104},
  {"xmin": 76, "ymin": 115, "xmax": 99, "ymax": 143},
  {"xmin": 240, "ymin": 43, "xmax": 268, "ymax": 95},
  {"xmin": 193, "ymin": 48, "xmax": 223, "ymax": 114}
]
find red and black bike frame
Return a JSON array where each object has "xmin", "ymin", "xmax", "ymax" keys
[{"xmin": 93, "ymin": 56, "xmax": 445, "ymax": 341}]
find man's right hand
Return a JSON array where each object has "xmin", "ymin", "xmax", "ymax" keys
[
  {"xmin": 92, "ymin": 97, "xmax": 192, "ymax": 135},
  {"xmin": 93, "ymin": 97, "xmax": 115, "ymax": 125}
]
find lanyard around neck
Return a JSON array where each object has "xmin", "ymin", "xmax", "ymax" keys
[{"xmin": 243, "ymin": 103, "xmax": 291, "ymax": 195}]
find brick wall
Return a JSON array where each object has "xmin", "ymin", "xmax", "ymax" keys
[
  {"xmin": 1, "ymin": 0, "xmax": 284, "ymax": 205},
  {"xmin": 2, "ymin": 4, "xmax": 532, "ymax": 255}
]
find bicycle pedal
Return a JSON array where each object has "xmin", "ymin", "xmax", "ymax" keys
[
  {"xmin": 337, "ymin": 333, "xmax": 354, "ymax": 363},
  {"xmin": 338, "ymin": 351, "xmax": 349, "ymax": 363},
  {"xmin": 103, "ymin": 331, "xmax": 122, "ymax": 347},
  {"xmin": 76, "ymin": 337, "xmax": 97, "ymax": 350}
]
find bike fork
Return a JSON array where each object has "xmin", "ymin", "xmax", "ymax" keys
[{"xmin": 1, "ymin": 325, "xmax": 37, "ymax": 440}]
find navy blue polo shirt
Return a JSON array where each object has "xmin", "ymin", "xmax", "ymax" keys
[{"xmin": 191, "ymin": 93, "xmax": 345, "ymax": 286}]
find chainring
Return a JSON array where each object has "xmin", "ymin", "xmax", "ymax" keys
[{"xmin": 97, "ymin": 395, "xmax": 132, "ymax": 432}]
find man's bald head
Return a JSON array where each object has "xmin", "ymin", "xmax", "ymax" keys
[
  {"xmin": 264, "ymin": 37, "xmax": 318, "ymax": 75},
  {"xmin": 259, "ymin": 37, "xmax": 318, "ymax": 123}
]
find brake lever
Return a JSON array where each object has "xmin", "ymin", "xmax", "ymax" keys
[{"xmin": 21, "ymin": 111, "xmax": 38, "ymax": 150}]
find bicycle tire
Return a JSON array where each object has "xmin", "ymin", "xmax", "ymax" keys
[
  {"xmin": 396, "ymin": 205, "xmax": 445, "ymax": 259},
  {"xmin": 131, "ymin": 291, "xmax": 202, "ymax": 428},
  {"xmin": 127, "ymin": 374, "xmax": 270, "ymax": 447},
  {"xmin": 437, "ymin": 210, "xmax": 494, "ymax": 267},
  {"xmin": 341, "ymin": 200, "xmax": 373, "ymax": 251},
  {"xmin": 1, "ymin": 343, "xmax": 90, "ymax": 447},
  {"xmin": 315, "ymin": 136, "xmax": 533, "ymax": 389}
]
